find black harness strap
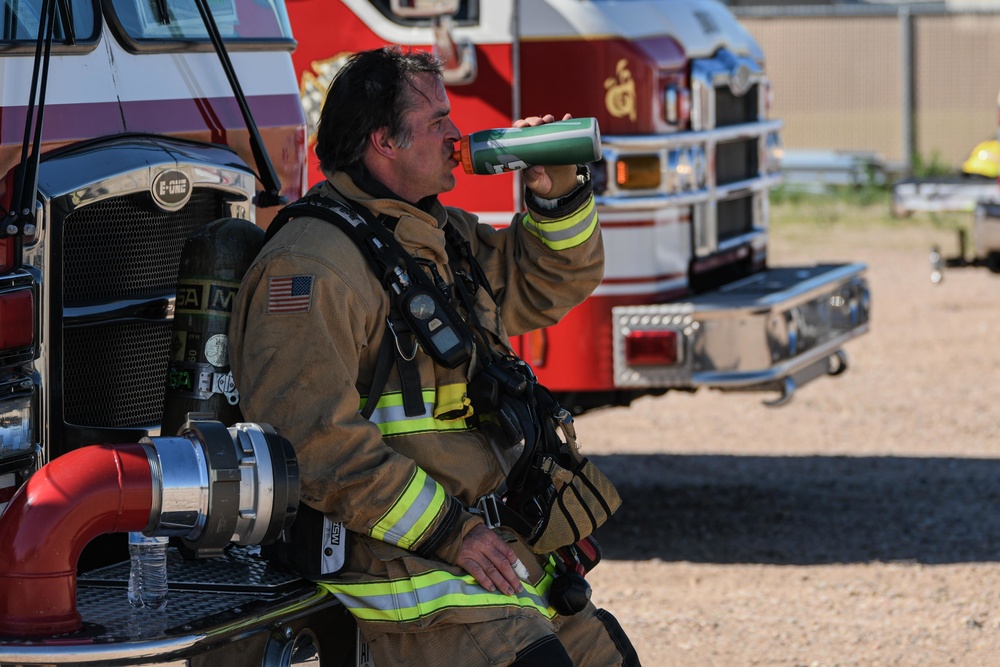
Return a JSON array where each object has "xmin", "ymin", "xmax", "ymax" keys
[{"xmin": 360, "ymin": 327, "xmax": 396, "ymax": 421}]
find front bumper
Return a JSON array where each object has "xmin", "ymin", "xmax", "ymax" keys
[{"xmin": 612, "ymin": 263, "xmax": 870, "ymax": 404}]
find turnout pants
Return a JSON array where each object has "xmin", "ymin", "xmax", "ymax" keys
[{"xmin": 365, "ymin": 601, "xmax": 641, "ymax": 667}]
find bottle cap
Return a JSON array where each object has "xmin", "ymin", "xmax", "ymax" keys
[{"xmin": 453, "ymin": 136, "xmax": 474, "ymax": 174}]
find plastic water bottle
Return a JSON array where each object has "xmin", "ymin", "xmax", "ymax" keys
[
  {"xmin": 127, "ymin": 532, "xmax": 169, "ymax": 610},
  {"xmin": 452, "ymin": 117, "xmax": 602, "ymax": 175}
]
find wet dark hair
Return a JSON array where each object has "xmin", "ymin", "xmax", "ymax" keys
[{"xmin": 315, "ymin": 47, "xmax": 443, "ymax": 173}]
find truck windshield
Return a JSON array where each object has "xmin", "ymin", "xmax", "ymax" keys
[
  {"xmin": 108, "ymin": 0, "xmax": 293, "ymax": 43},
  {"xmin": 1, "ymin": 0, "xmax": 98, "ymax": 43}
]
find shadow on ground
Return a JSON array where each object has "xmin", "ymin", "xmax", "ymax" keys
[{"xmin": 590, "ymin": 454, "xmax": 1000, "ymax": 565}]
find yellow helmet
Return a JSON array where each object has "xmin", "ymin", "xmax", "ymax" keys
[{"xmin": 961, "ymin": 139, "xmax": 1000, "ymax": 178}]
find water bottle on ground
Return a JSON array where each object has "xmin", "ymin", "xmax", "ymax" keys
[{"xmin": 127, "ymin": 532, "xmax": 169, "ymax": 610}]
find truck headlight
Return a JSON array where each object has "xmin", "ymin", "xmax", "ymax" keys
[{"xmin": 0, "ymin": 393, "xmax": 33, "ymax": 461}]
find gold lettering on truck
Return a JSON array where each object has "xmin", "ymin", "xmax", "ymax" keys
[{"xmin": 604, "ymin": 59, "xmax": 636, "ymax": 121}]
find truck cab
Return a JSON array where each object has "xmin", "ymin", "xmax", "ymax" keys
[{"xmin": 290, "ymin": 0, "xmax": 870, "ymax": 413}]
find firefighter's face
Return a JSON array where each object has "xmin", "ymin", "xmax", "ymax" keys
[{"xmin": 392, "ymin": 73, "xmax": 461, "ymax": 202}]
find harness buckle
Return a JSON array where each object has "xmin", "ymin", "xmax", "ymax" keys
[{"xmin": 474, "ymin": 493, "xmax": 503, "ymax": 529}]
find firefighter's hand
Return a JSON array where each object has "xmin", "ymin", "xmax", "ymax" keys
[
  {"xmin": 516, "ymin": 113, "xmax": 580, "ymax": 200},
  {"xmin": 457, "ymin": 523, "xmax": 524, "ymax": 596}
]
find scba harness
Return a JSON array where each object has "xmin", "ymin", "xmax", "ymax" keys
[{"xmin": 265, "ymin": 195, "xmax": 621, "ymax": 597}]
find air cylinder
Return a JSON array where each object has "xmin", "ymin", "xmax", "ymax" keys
[{"xmin": 162, "ymin": 218, "xmax": 264, "ymax": 434}]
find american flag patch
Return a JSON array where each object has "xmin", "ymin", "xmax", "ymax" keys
[{"xmin": 268, "ymin": 275, "xmax": 314, "ymax": 314}]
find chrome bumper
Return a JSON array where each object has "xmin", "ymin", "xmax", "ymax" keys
[{"xmin": 612, "ymin": 263, "xmax": 870, "ymax": 404}]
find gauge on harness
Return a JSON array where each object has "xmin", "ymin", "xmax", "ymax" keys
[{"xmin": 398, "ymin": 285, "xmax": 474, "ymax": 369}]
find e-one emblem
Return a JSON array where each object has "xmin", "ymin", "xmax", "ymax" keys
[{"xmin": 151, "ymin": 169, "xmax": 193, "ymax": 211}]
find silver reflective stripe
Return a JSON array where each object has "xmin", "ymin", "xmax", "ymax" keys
[
  {"xmin": 368, "ymin": 400, "xmax": 434, "ymax": 425},
  {"xmin": 523, "ymin": 201, "xmax": 598, "ymax": 249},
  {"xmin": 323, "ymin": 569, "xmax": 556, "ymax": 623}
]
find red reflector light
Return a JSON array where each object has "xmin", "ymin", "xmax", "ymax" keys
[
  {"xmin": 0, "ymin": 289, "xmax": 33, "ymax": 350},
  {"xmin": 625, "ymin": 330, "xmax": 680, "ymax": 366}
]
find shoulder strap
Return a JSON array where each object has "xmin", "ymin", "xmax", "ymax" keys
[{"xmin": 266, "ymin": 195, "xmax": 396, "ymax": 283}]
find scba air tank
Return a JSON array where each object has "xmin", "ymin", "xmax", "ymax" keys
[
  {"xmin": 162, "ymin": 218, "xmax": 265, "ymax": 435},
  {"xmin": 453, "ymin": 117, "xmax": 602, "ymax": 175}
]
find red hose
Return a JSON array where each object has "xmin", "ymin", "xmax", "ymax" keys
[{"xmin": 0, "ymin": 444, "xmax": 153, "ymax": 636}]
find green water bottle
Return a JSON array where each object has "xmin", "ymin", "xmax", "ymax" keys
[{"xmin": 453, "ymin": 117, "xmax": 602, "ymax": 175}]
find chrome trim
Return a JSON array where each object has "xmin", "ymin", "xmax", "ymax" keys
[
  {"xmin": 691, "ymin": 332, "xmax": 858, "ymax": 388},
  {"xmin": 150, "ymin": 434, "xmax": 211, "ymax": 538},
  {"xmin": 716, "ymin": 229, "xmax": 767, "ymax": 255},
  {"xmin": 612, "ymin": 264, "xmax": 870, "ymax": 395},
  {"xmin": 602, "ymin": 121, "xmax": 783, "ymax": 151},
  {"xmin": 233, "ymin": 423, "xmax": 276, "ymax": 546},
  {"xmin": 63, "ymin": 296, "xmax": 173, "ymax": 323},
  {"xmin": 595, "ymin": 173, "xmax": 781, "ymax": 212}
]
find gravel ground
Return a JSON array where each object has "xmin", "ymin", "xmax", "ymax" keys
[{"xmin": 577, "ymin": 206, "xmax": 1000, "ymax": 666}]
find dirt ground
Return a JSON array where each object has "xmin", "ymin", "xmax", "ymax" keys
[{"xmin": 579, "ymin": 205, "xmax": 1000, "ymax": 667}]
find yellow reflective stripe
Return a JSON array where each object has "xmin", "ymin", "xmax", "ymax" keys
[
  {"xmin": 370, "ymin": 467, "xmax": 446, "ymax": 549},
  {"xmin": 522, "ymin": 196, "xmax": 598, "ymax": 250},
  {"xmin": 319, "ymin": 568, "xmax": 557, "ymax": 623},
  {"xmin": 360, "ymin": 388, "xmax": 469, "ymax": 435}
]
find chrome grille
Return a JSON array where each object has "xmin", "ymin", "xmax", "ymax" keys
[
  {"xmin": 60, "ymin": 187, "xmax": 227, "ymax": 428},
  {"xmin": 63, "ymin": 190, "xmax": 225, "ymax": 305},
  {"xmin": 64, "ymin": 320, "xmax": 172, "ymax": 427}
]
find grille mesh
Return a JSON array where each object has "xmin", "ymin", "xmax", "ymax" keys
[
  {"xmin": 63, "ymin": 191, "xmax": 224, "ymax": 305},
  {"xmin": 63, "ymin": 321, "xmax": 173, "ymax": 427},
  {"xmin": 716, "ymin": 139, "xmax": 759, "ymax": 186},
  {"xmin": 715, "ymin": 84, "xmax": 759, "ymax": 127},
  {"xmin": 717, "ymin": 195, "xmax": 754, "ymax": 242}
]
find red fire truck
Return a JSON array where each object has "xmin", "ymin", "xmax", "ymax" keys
[{"xmin": 289, "ymin": 0, "xmax": 871, "ymax": 414}]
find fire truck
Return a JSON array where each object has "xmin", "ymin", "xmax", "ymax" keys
[
  {"xmin": 291, "ymin": 0, "xmax": 870, "ymax": 414},
  {"xmin": 0, "ymin": 0, "xmax": 869, "ymax": 664}
]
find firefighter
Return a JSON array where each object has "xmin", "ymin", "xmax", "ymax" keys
[{"xmin": 229, "ymin": 47, "xmax": 640, "ymax": 666}]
